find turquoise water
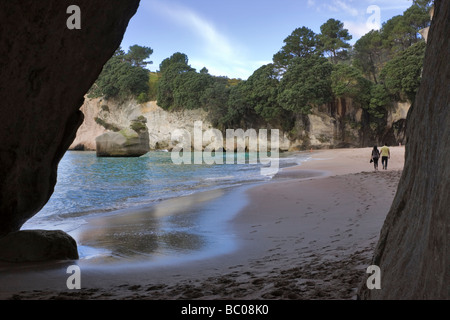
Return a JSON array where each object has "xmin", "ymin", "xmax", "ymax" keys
[{"xmin": 23, "ymin": 151, "xmax": 310, "ymax": 265}]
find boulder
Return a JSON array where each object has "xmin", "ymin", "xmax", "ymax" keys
[
  {"xmin": 0, "ymin": 230, "xmax": 78, "ymax": 262},
  {"xmin": 96, "ymin": 117, "xmax": 150, "ymax": 157}
]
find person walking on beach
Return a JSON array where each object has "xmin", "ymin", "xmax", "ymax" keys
[
  {"xmin": 371, "ymin": 146, "xmax": 380, "ymax": 171},
  {"xmin": 380, "ymin": 143, "xmax": 390, "ymax": 170}
]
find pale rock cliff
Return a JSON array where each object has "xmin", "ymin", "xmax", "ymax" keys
[
  {"xmin": 70, "ymin": 98, "xmax": 107, "ymax": 150},
  {"xmin": 141, "ymin": 101, "xmax": 213, "ymax": 150},
  {"xmin": 72, "ymin": 96, "xmax": 410, "ymax": 152},
  {"xmin": 71, "ymin": 99, "xmax": 216, "ymax": 151}
]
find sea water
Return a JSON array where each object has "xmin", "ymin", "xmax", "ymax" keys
[{"xmin": 23, "ymin": 151, "xmax": 311, "ymax": 265}]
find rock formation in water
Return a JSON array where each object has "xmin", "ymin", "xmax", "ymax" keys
[
  {"xmin": 96, "ymin": 116, "xmax": 150, "ymax": 157},
  {"xmin": 358, "ymin": 0, "xmax": 449, "ymax": 299},
  {"xmin": 0, "ymin": 0, "xmax": 140, "ymax": 250}
]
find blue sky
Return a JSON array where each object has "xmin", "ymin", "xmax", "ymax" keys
[{"xmin": 120, "ymin": 0, "xmax": 414, "ymax": 79}]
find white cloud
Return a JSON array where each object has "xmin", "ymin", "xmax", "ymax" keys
[
  {"xmin": 334, "ymin": 0, "xmax": 360, "ymax": 16},
  {"xmin": 309, "ymin": 0, "xmax": 361, "ymax": 16},
  {"xmin": 145, "ymin": 0, "xmax": 258, "ymax": 79},
  {"xmin": 148, "ymin": 1, "xmax": 233, "ymax": 59},
  {"xmin": 307, "ymin": 0, "xmax": 411, "ymax": 19},
  {"xmin": 344, "ymin": 20, "xmax": 378, "ymax": 39},
  {"xmin": 366, "ymin": 0, "xmax": 412, "ymax": 11}
]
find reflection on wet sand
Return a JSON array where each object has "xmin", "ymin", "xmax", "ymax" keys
[{"xmin": 76, "ymin": 189, "xmax": 226, "ymax": 264}]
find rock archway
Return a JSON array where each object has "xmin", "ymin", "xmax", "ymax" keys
[
  {"xmin": 0, "ymin": 1, "xmax": 140, "ymax": 236},
  {"xmin": 0, "ymin": 1, "xmax": 448, "ymax": 298},
  {"xmin": 358, "ymin": 0, "xmax": 449, "ymax": 299},
  {"xmin": 0, "ymin": 1, "xmax": 140, "ymax": 260}
]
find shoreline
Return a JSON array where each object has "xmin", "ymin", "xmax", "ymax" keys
[{"xmin": 0, "ymin": 147, "xmax": 405, "ymax": 300}]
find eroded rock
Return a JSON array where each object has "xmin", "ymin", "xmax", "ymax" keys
[
  {"xmin": 0, "ymin": 230, "xmax": 78, "ymax": 262},
  {"xmin": 96, "ymin": 116, "xmax": 150, "ymax": 157},
  {"xmin": 358, "ymin": 0, "xmax": 449, "ymax": 299},
  {"xmin": 0, "ymin": 1, "xmax": 140, "ymax": 236}
]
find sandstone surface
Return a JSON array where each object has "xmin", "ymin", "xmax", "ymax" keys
[
  {"xmin": 0, "ymin": 1, "xmax": 140, "ymax": 237},
  {"xmin": 358, "ymin": 0, "xmax": 449, "ymax": 299},
  {"xmin": 96, "ymin": 117, "xmax": 150, "ymax": 157}
]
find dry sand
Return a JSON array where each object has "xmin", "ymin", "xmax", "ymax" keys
[{"xmin": 0, "ymin": 147, "xmax": 405, "ymax": 300}]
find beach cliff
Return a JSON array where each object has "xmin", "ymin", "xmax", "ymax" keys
[
  {"xmin": 70, "ymin": 97, "xmax": 411, "ymax": 152},
  {"xmin": 0, "ymin": 1, "xmax": 140, "ymax": 254},
  {"xmin": 358, "ymin": 0, "xmax": 449, "ymax": 300}
]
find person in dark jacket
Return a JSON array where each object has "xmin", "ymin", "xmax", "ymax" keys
[{"xmin": 371, "ymin": 146, "xmax": 380, "ymax": 171}]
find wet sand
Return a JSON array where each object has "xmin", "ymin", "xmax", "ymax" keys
[{"xmin": 0, "ymin": 147, "xmax": 405, "ymax": 300}]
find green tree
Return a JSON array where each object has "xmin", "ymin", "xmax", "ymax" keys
[
  {"xmin": 223, "ymin": 81, "xmax": 264, "ymax": 129},
  {"xmin": 172, "ymin": 71, "xmax": 213, "ymax": 110},
  {"xmin": 159, "ymin": 52, "xmax": 191, "ymax": 74},
  {"xmin": 156, "ymin": 52, "xmax": 194, "ymax": 109},
  {"xmin": 124, "ymin": 45, "xmax": 153, "ymax": 68},
  {"xmin": 381, "ymin": 4, "xmax": 429, "ymax": 56},
  {"xmin": 403, "ymin": 4, "xmax": 432, "ymax": 42},
  {"xmin": 366, "ymin": 83, "xmax": 390, "ymax": 132},
  {"xmin": 353, "ymin": 30, "xmax": 384, "ymax": 83},
  {"xmin": 243, "ymin": 64, "xmax": 283, "ymax": 122},
  {"xmin": 273, "ymin": 27, "xmax": 321, "ymax": 70},
  {"xmin": 331, "ymin": 64, "xmax": 372, "ymax": 104},
  {"xmin": 278, "ymin": 55, "xmax": 333, "ymax": 114},
  {"xmin": 380, "ymin": 41, "xmax": 426, "ymax": 102},
  {"xmin": 200, "ymin": 79, "xmax": 230, "ymax": 129},
  {"xmin": 88, "ymin": 47, "xmax": 150, "ymax": 101},
  {"xmin": 319, "ymin": 19, "xmax": 352, "ymax": 64}
]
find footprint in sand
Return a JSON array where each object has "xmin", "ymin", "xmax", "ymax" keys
[{"xmin": 330, "ymin": 234, "xmax": 340, "ymax": 238}]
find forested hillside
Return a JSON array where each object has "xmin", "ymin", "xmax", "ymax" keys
[{"xmin": 88, "ymin": 1, "xmax": 432, "ymax": 149}]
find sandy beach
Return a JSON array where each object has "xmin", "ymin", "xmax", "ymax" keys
[{"xmin": 0, "ymin": 146, "xmax": 405, "ymax": 300}]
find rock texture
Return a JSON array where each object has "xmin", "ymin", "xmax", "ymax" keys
[
  {"xmin": 358, "ymin": 0, "xmax": 449, "ymax": 299},
  {"xmin": 96, "ymin": 116, "xmax": 150, "ymax": 157},
  {"xmin": 0, "ymin": 1, "xmax": 140, "ymax": 236},
  {"xmin": 70, "ymin": 98, "xmax": 108, "ymax": 150},
  {"xmin": 0, "ymin": 230, "xmax": 78, "ymax": 262},
  {"xmin": 73, "ymin": 97, "xmax": 409, "ymax": 152}
]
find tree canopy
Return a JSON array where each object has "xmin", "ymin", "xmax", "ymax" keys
[
  {"xmin": 353, "ymin": 30, "xmax": 384, "ymax": 84},
  {"xmin": 273, "ymin": 27, "xmax": 321, "ymax": 70},
  {"xmin": 91, "ymin": 2, "xmax": 431, "ymax": 142},
  {"xmin": 278, "ymin": 56, "xmax": 333, "ymax": 114},
  {"xmin": 88, "ymin": 45, "xmax": 152, "ymax": 101},
  {"xmin": 319, "ymin": 18, "xmax": 352, "ymax": 64},
  {"xmin": 124, "ymin": 45, "xmax": 153, "ymax": 68},
  {"xmin": 380, "ymin": 41, "xmax": 427, "ymax": 102}
]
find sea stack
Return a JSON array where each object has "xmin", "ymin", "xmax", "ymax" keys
[{"xmin": 96, "ymin": 116, "xmax": 150, "ymax": 157}]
